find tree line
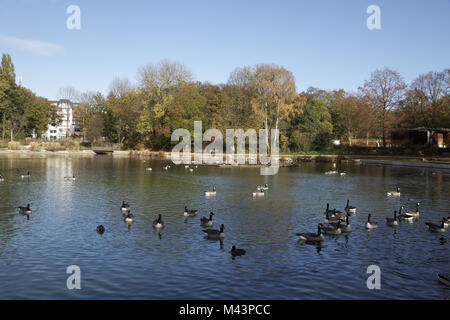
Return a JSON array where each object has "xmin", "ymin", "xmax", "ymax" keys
[{"xmin": 1, "ymin": 53, "xmax": 449, "ymax": 152}]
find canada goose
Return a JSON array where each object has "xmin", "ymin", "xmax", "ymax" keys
[
  {"xmin": 329, "ymin": 208, "xmax": 347, "ymax": 221},
  {"xmin": 230, "ymin": 245, "xmax": 246, "ymax": 256},
  {"xmin": 322, "ymin": 221, "xmax": 342, "ymax": 235},
  {"xmin": 202, "ymin": 224, "xmax": 225, "ymax": 239},
  {"xmin": 387, "ymin": 187, "xmax": 401, "ymax": 197},
  {"xmin": 0, "ymin": 173, "xmax": 4, "ymax": 181},
  {"xmin": 185, "ymin": 165, "xmax": 189, "ymax": 169},
  {"xmin": 189, "ymin": 168, "xmax": 194, "ymax": 172},
  {"xmin": 96, "ymin": 225, "xmax": 105, "ymax": 234},
  {"xmin": 18, "ymin": 204, "xmax": 32, "ymax": 215},
  {"xmin": 121, "ymin": 201, "xmax": 130, "ymax": 212},
  {"xmin": 124, "ymin": 212, "xmax": 135, "ymax": 223},
  {"xmin": 437, "ymin": 273, "xmax": 450, "ymax": 286},
  {"xmin": 146, "ymin": 167, "xmax": 152, "ymax": 171},
  {"xmin": 425, "ymin": 219, "xmax": 446, "ymax": 233},
  {"xmin": 296, "ymin": 224, "xmax": 324, "ymax": 242},
  {"xmin": 21, "ymin": 171, "xmax": 31, "ymax": 179},
  {"xmin": 345, "ymin": 200, "xmax": 356, "ymax": 214},
  {"xmin": 323, "ymin": 203, "xmax": 334, "ymax": 215},
  {"xmin": 398, "ymin": 206, "xmax": 414, "ymax": 222},
  {"xmin": 200, "ymin": 212, "xmax": 214, "ymax": 227},
  {"xmin": 163, "ymin": 166, "xmax": 169, "ymax": 170},
  {"xmin": 444, "ymin": 217, "xmax": 450, "ymax": 228},
  {"xmin": 257, "ymin": 184, "xmax": 269, "ymax": 191},
  {"xmin": 152, "ymin": 214, "xmax": 164, "ymax": 228},
  {"xmin": 340, "ymin": 216, "xmax": 352, "ymax": 233},
  {"xmin": 404, "ymin": 203, "xmax": 420, "ymax": 218},
  {"xmin": 252, "ymin": 190, "xmax": 265, "ymax": 197},
  {"xmin": 324, "ymin": 210, "xmax": 341, "ymax": 224},
  {"xmin": 204, "ymin": 186, "xmax": 216, "ymax": 196},
  {"xmin": 386, "ymin": 210, "xmax": 399, "ymax": 227},
  {"xmin": 184, "ymin": 206, "xmax": 198, "ymax": 217},
  {"xmin": 325, "ymin": 170, "xmax": 338, "ymax": 175},
  {"xmin": 365, "ymin": 214, "xmax": 378, "ymax": 229},
  {"xmin": 64, "ymin": 175, "xmax": 76, "ymax": 181},
  {"xmin": 340, "ymin": 172, "xmax": 346, "ymax": 176}
]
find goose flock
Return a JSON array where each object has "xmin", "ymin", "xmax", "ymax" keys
[{"xmin": 3, "ymin": 164, "xmax": 448, "ymax": 279}]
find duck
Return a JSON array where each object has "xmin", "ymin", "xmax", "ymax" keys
[
  {"xmin": 230, "ymin": 245, "xmax": 246, "ymax": 256},
  {"xmin": 387, "ymin": 187, "xmax": 401, "ymax": 197},
  {"xmin": 425, "ymin": 218, "xmax": 446, "ymax": 233},
  {"xmin": 146, "ymin": 167, "xmax": 152, "ymax": 171},
  {"xmin": 257, "ymin": 183, "xmax": 269, "ymax": 191},
  {"xmin": 386, "ymin": 210, "xmax": 399, "ymax": 227},
  {"xmin": 404, "ymin": 202, "xmax": 420, "ymax": 218},
  {"xmin": 200, "ymin": 212, "xmax": 214, "ymax": 227},
  {"xmin": 296, "ymin": 224, "xmax": 324, "ymax": 242},
  {"xmin": 204, "ymin": 186, "xmax": 216, "ymax": 196},
  {"xmin": 152, "ymin": 214, "xmax": 164, "ymax": 228},
  {"xmin": 96, "ymin": 225, "xmax": 105, "ymax": 234},
  {"xmin": 64, "ymin": 175, "xmax": 76, "ymax": 181},
  {"xmin": 184, "ymin": 206, "xmax": 198, "ymax": 217},
  {"xmin": 21, "ymin": 171, "xmax": 31, "ymax": 179},
  {"xmin": 252, "ymin": 190, "xmax": 265, "ymax": 197},
  {"xmin": 437, "ymin": 273, "xmax": 450, "ymax": 286},
  {"xmin": 322, "ymin": 221, "xmax": 342, "ymax": 235},
  {"xmin": 344, "ymin": 199, "xmax": 356, "ymax": 214},
  {"xmin": 365, "ymin": 214, "xmax": 378, "ymax": 229},
  {"xmin": 202, "ymin": 224, "xmax": 225, "ymax": 239},
  {"xmin": 18, "ymin": 204, "xmax": 32, "ymax": 215},
  {"xmin": 398, "ymin": 206, "xmax": 414, "ymax": 222},
  {"xmin": 121, "ymin": 201, "xmax": 130, "ymax": 212}
]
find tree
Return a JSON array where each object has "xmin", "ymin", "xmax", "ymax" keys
[
  {"xmin": 359, "ymin": 68, "xmax": 406, "ymax": 147},
  {"xmin": 0, "ymin": 53, "xmax": 16, "ymax": 140}
]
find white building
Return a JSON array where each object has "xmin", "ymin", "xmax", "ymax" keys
[{"xmin": 41, "ymin": 99, "xmax": 79, "ymax": 140}]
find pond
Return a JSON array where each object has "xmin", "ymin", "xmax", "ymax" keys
[{"xmin": 0, "ymin": 155, "xmax": 448, "ymax": 299}]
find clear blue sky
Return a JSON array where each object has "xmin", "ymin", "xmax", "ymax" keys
[{"xmin": 1, "ymin": 0, "xmax": 449, "ymax": 100}]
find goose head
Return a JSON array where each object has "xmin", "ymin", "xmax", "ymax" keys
[
  {"xmin": 367, "ymin": 214, "xmax": 372, "ymax": 222},
  {"xmin": 220, "ymin": 224, "xmax": 224, "ymax": 232}
]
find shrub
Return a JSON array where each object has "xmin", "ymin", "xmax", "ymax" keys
[{"xmin": 8, "ymin": 141, "xmax": 20, "ymax": 150}]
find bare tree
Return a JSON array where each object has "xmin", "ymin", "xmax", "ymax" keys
[
  {"xmin": 137, "ymin": 59, "xmax": 193, "ymax": 89},
  {"xmin": 358, "ymin": 68, "xmax": 406, "ymax": 147},
  {"xmin": 109, "ymin": 77, "xmax": 133, "ymax": 98}
]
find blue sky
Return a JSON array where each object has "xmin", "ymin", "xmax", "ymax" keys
[{"xmin": 0, "ymin": 0, "xmax": 449, "ymax": 100}]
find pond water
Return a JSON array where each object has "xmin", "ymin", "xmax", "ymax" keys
[{"xmin": 0, "ymin": 155, "xmax": 448, "ymax": 299}]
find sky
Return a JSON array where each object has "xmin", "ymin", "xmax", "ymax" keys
[{"xmin": 0, "ymin": 0, "xmax": 449, "ymax": 100}]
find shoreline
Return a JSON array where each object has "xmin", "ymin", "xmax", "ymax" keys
[{"xmin": 1, "ymin": 149, "xmax": 449, "ymax": 169}]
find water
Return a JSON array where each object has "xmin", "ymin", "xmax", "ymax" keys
[{"xmin": 0, "ymin": 155, "xmax": 449, "ymax": 299}]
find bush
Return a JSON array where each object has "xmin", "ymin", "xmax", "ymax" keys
[
  {"xmin": 8, "ymin": 141, "xmax": 20, "ymax": 150},
  {"xmin": 30, "ymin": 142, "xmax": 41, "ymax": 151}
]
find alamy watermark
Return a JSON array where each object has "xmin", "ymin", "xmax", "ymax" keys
[
  {"xmin": 366, "ymin": 5, "xmax": 381, "ymax": 30},
  {"xmin": 66, "ymin": 5, "xmax": 81, "ymax": 30},
  {"xmin": 171, "ymin": 121, "xmax": 280, "ymax": 176},
  {"xmin": 366, "ymin": 265, "xmax": 381, "ymax": 289},
  {"xmin": 66, "ymin": 265, "xmax": 81, "ymax": 289}
]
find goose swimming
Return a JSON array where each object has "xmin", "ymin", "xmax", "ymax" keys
[
  {"xmin": 21, "ymin": 171, "xmax": 31, "ymax": 179},
  {"xmin": 124, "ymin": 212, "xmax": 135, "ymax": 223},
  {"xmin": 339, "ymin": 216, "xmax": 352, "ymax": 233},
  {"xmin": 252, "ymin": 190, "xmax": 265, "ymax": 197},
  {"xmin": 96, "ymin": 225, "xmax": 105, "ymax": 234},
  {"xmin": 365, "ymin": 214, "xmax": 378, "ymax": 229},
  {"xmin": 152, "ymin": 214, "xmax": 164, "ymax": 228},
  {"xmin": 121, "ymin": 201, "xmax": 130, "ymax": 212},
  {"xmin": 184, "ymin": 206, "xmax": 198, "ymax": 217},
  {"xmin": 444, "ymin": 217, "xmax": 450, "ymax": 228},
  {"xmin": 0, "ymin": 173, "xmax": 4, "ymax": 181},
  {"xmin": 398, "ymin": 206, "xmax": 414, "ymax": 222},
  {"xmin": 200, "ymin": 212, "xmax": 214, "ymax": 227},
  {"xmin": 146, "ymin": 167, "xmax": 152, "ymax": 171},
  {"xmin": 257, "ymin": 184, "xmax": 268, "ymax": 191},
  {"xmin": 18, "ymin": 204, "xmax": 32, "ymax": 215},
  {"xmin": 202, "ymin": 224, "xmax": 225, "ymax": 239},
  {"xmin": 296, "ymin": 224, "xmax": 324, "ymax": 242},
  {"xmin": 437, "ymin": 273, "xmax": 450, "ymax": 286},
  {"xmin": 425, "ymin": 218, "xmax": 446, "ymax": 233},
  {"xmin": 345, "ymin": 199, "xmax": 356, "ymax": 214},
  {"xmin": 404, "ymin": 203, "xmax": 420, "ymax": 218},
  {"xmin": 386, "ymin": 210, "xmax": 399, "ymax": 227},
  {"xmin": 204, "ymin": 186, "xmax": 216, "ymax": 196},
  {"xmin": 230, "ymin": 245, "xmax": 246, "ymax": 256},
  {"xmin": 322, "ymin": 221, "xmax": 342, "ymax": 235},
  {"xmin": 324, "ymin": 210, "xmax": 341, "ymax": 224},
  {"xmin": 387, "ymin": 187, "xmax": 401, "ymax": 197},
  {"xmin": 64, "ymin": 175, "xmax": 76, "ymax": 181}
]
